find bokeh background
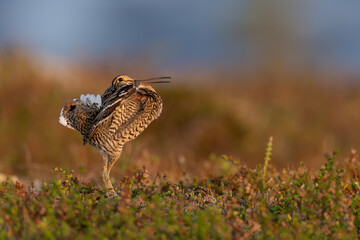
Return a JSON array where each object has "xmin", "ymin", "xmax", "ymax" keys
[{"xmin": 1, "ymin": 1, "xmax": 360, "ymax": 183}]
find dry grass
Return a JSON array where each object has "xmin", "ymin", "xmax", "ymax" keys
[
  {"xmin": 1, "ymin": 52, "xmax": 360, "ymax": 238},
  {"xmin": 1, "ymin": 53, "xmax": 360, "ymax": 179},
  {"xmin": 1, "ymin": 150, "xmax": 360, "ymax": 239}
]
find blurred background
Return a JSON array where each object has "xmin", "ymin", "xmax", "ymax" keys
[{"xmin": 1, "ymin": 1, "xmax": 360, "ymax": 183}]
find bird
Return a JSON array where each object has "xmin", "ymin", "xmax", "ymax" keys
[{"xmin": 59, "ymin": 75, "xmax": 170, "ymax": 197}]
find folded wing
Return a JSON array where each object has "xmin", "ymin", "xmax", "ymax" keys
[
  {"xmin": 83, "ymin": 84, "xmax": 136, "ymax": 144},
  {"xmin": 84, "ymin": 86, "xmax": 162, "ymax": 146}
]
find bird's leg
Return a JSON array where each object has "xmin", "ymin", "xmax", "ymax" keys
[
  {"xmin": 106, "ymin": 150, "xmax": 122, "ymax": 195},
  {"xmin": 102, "ymin": 153, "xmax": 117, "ymax": 197}
]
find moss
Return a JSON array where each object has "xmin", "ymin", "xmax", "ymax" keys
[{"xmin": 1, "ymin": 153, "xmax": 360, "ymax": 239}]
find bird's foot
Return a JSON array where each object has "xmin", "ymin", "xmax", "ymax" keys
[
  {"xmin": 106, "ymin": 189, "xmax": 119, "ymax": 199},
  {"xmin": 106, "ymin": 193, "xmax": 119, "ymax": 200}
]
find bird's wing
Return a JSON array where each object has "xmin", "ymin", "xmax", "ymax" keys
[
  {"xmin": 107, "ymin": 94, "xmax": 145, "ymax": 136},
  {"xmin": 83, "ymin": 84, "xmax": 136, "ymax": 144},
  {"xmin": 109, "ymin": 88, "xmax": 163, "ymax": 143}
]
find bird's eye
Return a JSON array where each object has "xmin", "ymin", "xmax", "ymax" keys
[
  {"xmin": 112, "ymin": 76, "xmax": 124, "ymax": 87},
  {"xmin": 69, "ymin": 105, "xmax": 76, "ymax": 111}
]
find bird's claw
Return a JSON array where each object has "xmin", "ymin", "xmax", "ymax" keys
[
  {"xmin": 106, "ymin": 193, "xmax": 119, "ymax": 200},
  {"xmin": 106, "ymin": 189, "xmax": 119, "ymax": 200}
]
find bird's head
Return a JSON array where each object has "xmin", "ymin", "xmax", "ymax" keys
[
  {"xmin": 112, "ymin": 75, "xmax": 171, "ymax": 92},
  {"xmin": 112, "ymin": 75, "xmax": 135, "ymax": 88}
]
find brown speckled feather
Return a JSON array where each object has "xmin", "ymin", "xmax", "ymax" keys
[
  {"xmin": 59, "ymin": 74, "xmax": 168, "ymax": 197},
  {"xmin": 87, "ymin": 86, "xmax": 162, "ymax": 156}
]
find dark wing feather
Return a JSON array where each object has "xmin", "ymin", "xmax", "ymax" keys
[
  {"xmin": 110, "ymin": 88, "xmax": 162, "ymax": 143},
  {"xmin": 107, "ymin": 94, "xmax": 145, "ymax": 136},
  {"xmin": 83, "ymin": 84, "xmax": 136, "ymax": 144}
]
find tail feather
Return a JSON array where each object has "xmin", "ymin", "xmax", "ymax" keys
[{"xmin": 80, "ymin": 94, "xmax": 102, "ymax": 106}]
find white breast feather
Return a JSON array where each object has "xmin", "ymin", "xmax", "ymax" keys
[{"xmin": 80, "ymin": 94, "xmax": 102, "ymax": 106}]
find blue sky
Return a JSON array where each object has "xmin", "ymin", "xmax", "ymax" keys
[{"xmin": 0, "ymin": 0, "xmax": 360, "ymax": 73}]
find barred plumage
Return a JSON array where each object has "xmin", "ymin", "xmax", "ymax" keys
[{"xmin": 59, "ymin": 75, "xmax": 169, "ymax": 197}]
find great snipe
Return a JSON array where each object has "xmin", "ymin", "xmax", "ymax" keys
[{"xmin": 59, "ymin": 75, "xmax": 170, "ymax": 197}]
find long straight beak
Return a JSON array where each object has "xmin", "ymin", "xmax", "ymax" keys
[{"xmin": 136, "ymin": 77, "xmax": 171, "ymax": 84}]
